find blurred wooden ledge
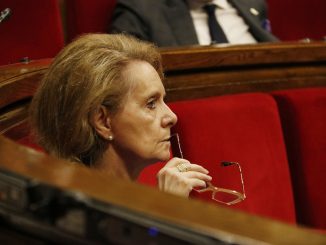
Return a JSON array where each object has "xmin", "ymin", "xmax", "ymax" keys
[{"xmin": 0, "ymin": 135, "xmax": 325, "ymax": 244}]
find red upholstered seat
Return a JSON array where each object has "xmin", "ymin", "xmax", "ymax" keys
[
  {"xmin": 272, "ymin": 88, "xmax": 326, "ymax": 229},
  {"xmin": 139, "ymin": 93, "xmax": 296, "ymax": 224},
  {"xmin": 65, "ymin": 0, "xmax": 117, "ymax": 42},
  {"xmin": 0, "ymin": 0, "xmax": 64, "ymax": 65}
]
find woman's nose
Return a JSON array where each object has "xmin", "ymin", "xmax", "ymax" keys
[{"xmin": 162, "ymin": 103, "xmax": 177, "ymax": 127}]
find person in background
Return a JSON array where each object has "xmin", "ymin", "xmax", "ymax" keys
[
  {"xmin": 30, "ymin": 33, "xmax": 212, "ymax": 197},
  {"xmin": 109, "ymin": 0, "xmax": 278, "ymax": 47}
]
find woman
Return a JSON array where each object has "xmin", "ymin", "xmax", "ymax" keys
[{"xmin": 30, "ymin": 33, "xmax": 211, "ymax": 197}]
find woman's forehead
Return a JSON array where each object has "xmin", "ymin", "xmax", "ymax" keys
[{"xmin": 123, "ymin": 61, "xmax": 164, "ymax": 91}]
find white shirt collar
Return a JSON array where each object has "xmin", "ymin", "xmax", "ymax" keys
[
  {"xmin": 213, "ymin": 0, "xmax": 229, "ymax": 9},
  {"xmin": 187, "ymin": 0, "xmax": 230, "ymax": 10}
]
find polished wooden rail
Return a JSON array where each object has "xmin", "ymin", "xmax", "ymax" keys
[
  {"xmin": 0, "ymin": 59, "xmax": 50, "ymax": 139},
  {"xmin": 162, "ymin": 41, "xmax": 326, "ymax": 101},
  {"xmin": 161, "ymin": 41, "xmax": 326, "ymax": 70}
]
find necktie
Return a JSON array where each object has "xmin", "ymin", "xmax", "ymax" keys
[{"xmin": 203, "ymin": 4, "xmax": 228, "ymax": 43}]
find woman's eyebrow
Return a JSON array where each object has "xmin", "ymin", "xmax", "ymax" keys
[{"xmin": 146, "ymin": 91, "xmax": 162, "ymax": 99}]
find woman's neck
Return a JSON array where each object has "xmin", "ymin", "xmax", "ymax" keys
[{"xmin": 94, "ymin": 147, "xmax": 145, "ymax": 181}]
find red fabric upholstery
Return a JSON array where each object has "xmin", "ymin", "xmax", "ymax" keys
[
  {"xmin": 138, "ymin": 162, "xmax": 164, "ymax": 186},
  {"xmin": 267, "ymin": 0, "xmax": 326, "ymax": 41},
  {"xmin": 0, "ymin": 0, "xmax": 64, "ymax": 66},
  {"xmin": 16, "ymin": 134, "xmax": 44, "ymax": 153},
  {"xmin": 139, "ymin": 93, "xmax": 296, "ymax": 224},
  {"xmin": 65, "ymin": 0, "xmax": 117, "ymax": 42},
  {"xmin": 272, "ymin": 88, "xmax": 326, "ymax": 229}
]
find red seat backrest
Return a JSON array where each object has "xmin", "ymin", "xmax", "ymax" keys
[
  {"xmin": 140, "ymin": 93, "xmax": 296, "ymax": 224},
  {"xmin": 272, "ymin": 88, "xmax": 326, "ymax": 229},
  {"xmin": 267, "ymin": 0, "xmax": 326, "ymax": 41},
  {"xmin": 65, "ymin": 0, "xmax": 117, "ymax": 42},
  {"xmin": 0, "ymin": 0, "xmax": 64, "ymax": 65}
]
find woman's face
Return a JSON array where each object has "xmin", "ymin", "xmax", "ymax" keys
[{"xmin": 110, "ymin": 61, "xmax": 177, "ymax": 165}]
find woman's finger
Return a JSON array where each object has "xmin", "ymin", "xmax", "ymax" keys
[
  {"xmin": 164, "ymin": 157, "xmax": 190, "ymax": 167},
  {"xmin": 182, "ymin": 171, "xmax": 212, "ymax": 182},
  {"xmin": 185, "ymin": 163, "xmax": 209, "ymax": 174}
]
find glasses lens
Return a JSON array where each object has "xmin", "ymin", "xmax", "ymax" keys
[
  {"xmin": 212, "ymin": 190, "xmax": 240, "ymax": 204},
  {"xmin": 212, "ymin": 163, "xmax": 241, "ymax": 190}
]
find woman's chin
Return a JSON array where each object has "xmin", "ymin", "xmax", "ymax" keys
[{"xmin": 155, "ymin": 152, "xmax": 171, "ymax": 162}]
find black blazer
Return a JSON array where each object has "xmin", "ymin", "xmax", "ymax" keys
[{"xmin": 110, "ymin": 0, "xmax": 278, "ymax": 47}]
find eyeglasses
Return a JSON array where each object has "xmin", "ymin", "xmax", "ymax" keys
[{"xmin": 170, "ymin": 133, "xmax": 246, "ymax": 206}]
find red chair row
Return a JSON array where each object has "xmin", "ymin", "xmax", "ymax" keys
[{"xmin": 139, "ymin": 87, "xmax": 326, "ymax": 230}]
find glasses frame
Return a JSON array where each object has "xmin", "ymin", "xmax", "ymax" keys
[
  {"xmin": 194, "ymin": 162, "xmax": 246, "ymax": 205},
  {"xmin": 170, "ymin": 133, "xmax": 246, "ymax": 206}
]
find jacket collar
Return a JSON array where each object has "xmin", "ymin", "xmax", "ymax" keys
[{"xmin": 164, "ymin": 0, "xmax": 199, "ymax": 45}]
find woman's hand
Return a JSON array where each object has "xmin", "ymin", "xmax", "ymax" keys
[{"xmin": 157, "ymin": 157, "xmax": 212, "ymax": 197}]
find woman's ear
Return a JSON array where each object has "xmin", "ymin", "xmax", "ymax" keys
[{"xmin": 90, "ymin": 105, "xmax": 112, "ymax": 140}]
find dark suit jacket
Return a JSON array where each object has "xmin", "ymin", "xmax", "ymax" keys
[{"xmin": 110, "ymin": 0, "xmax": 278, "ymax": 47}]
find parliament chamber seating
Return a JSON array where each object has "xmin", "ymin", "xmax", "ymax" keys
[
  {"xmin": 1, "ymin": 36, "xmax": 326, "ymax": 244},
  {"xmin": 1, "ymin": 1, "xmax": 326, "ymax": 242},
  {"xmin": 2, "ymin": 42, "xmax": 326, "ymax": 231}
]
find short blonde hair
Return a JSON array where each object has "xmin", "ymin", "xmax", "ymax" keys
[{"xmin": 30, "ymin": 33, "xmax": 163, "ymax": 166}]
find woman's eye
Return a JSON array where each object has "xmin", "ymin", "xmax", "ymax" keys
[{"xmin": 147, "ymin": 100, "xmax": 156, "ymax": 109}]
